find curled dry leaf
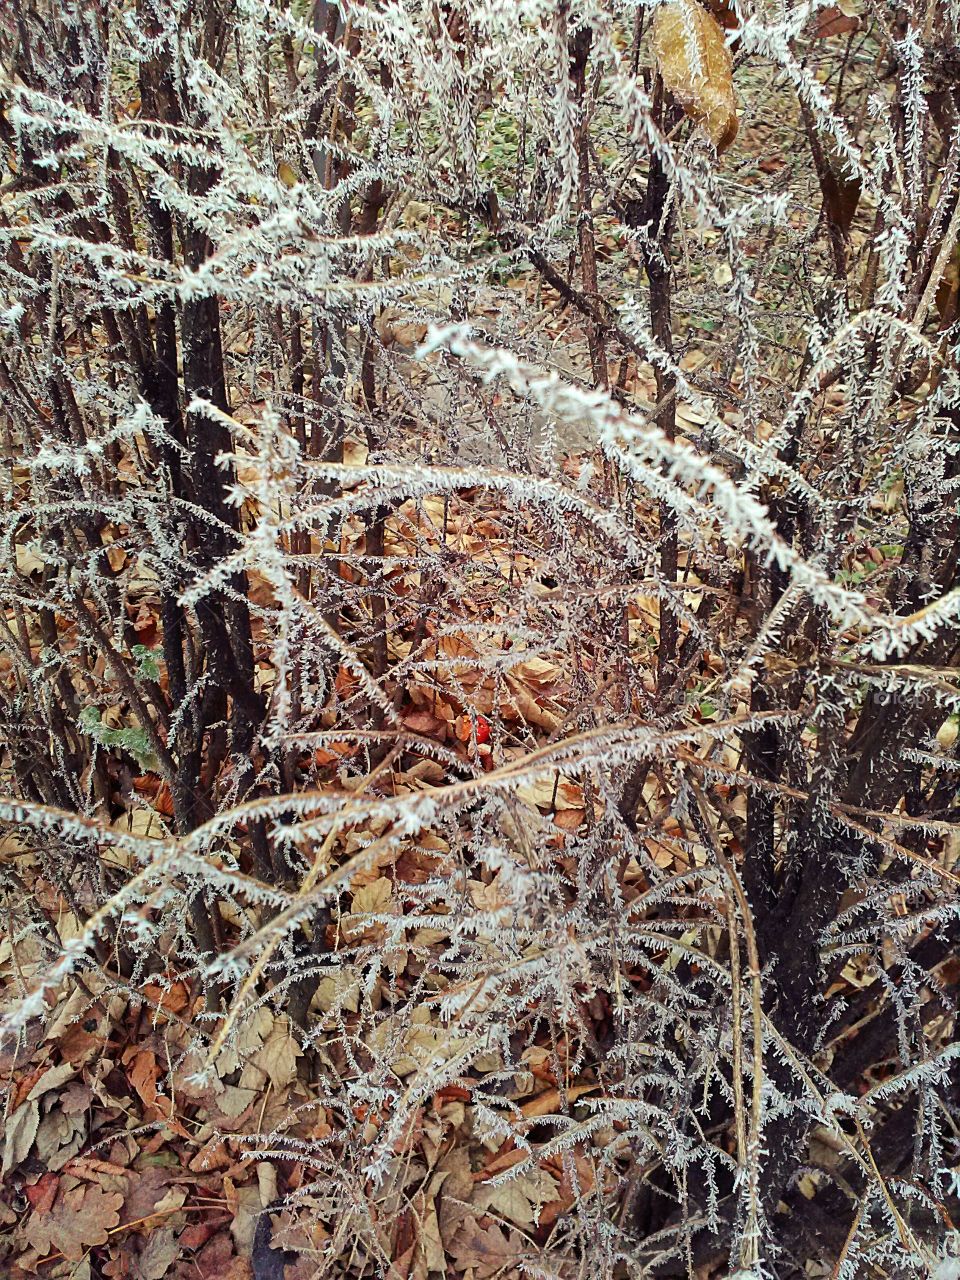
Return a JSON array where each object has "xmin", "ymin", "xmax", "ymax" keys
[
  {"xmin": 519, "ymin": 1081, "xmax": 599, "ymax": 1118},
  {"xmin": 652, "ymin": 0, "xmax": 739, "ymax": 153}
]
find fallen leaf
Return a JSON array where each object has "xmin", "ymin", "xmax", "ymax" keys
[
  {"xmin": 351, "ymin": 877, "xmax": 394, "ymax": 915},
  {"xmin": 503, "ymin": 675, "xmax": 561, "ymax": 732},
  {"xmin": 2, "ymin": 1100, "xmax": 39, "ymax": 1175},
  {"xmin": 250, "ymin": 1018, "xmax": 302, "ymax": 1092},
  {"xmin": 509, "ymin": 657, "xmax": 562, "ymax": 687},
  {"xmin": 15, "ymin": 543, "xmax": 45, "ymax": 575},
  {"xmin": 402, "ymin": 710, "xmax": 447, "ymax": 737},
  {"xmin": 23, "ymin": 1181, "xmax": 123, "ymax": 1262},
  {"xmin": 25, "ymin": 1171, "xmax": 59, "ymax": 1213},
  {"xmin": 127, "ymin": 1048, "xmax": 160, "ymax": 1109},
  {"xmin": 519, "ymin": 1082, "xmax": 599, "ymax": 1118},
  {"xmin": 135, "ymin": 1225, "xmax": 181, "ymax": 1280},
  {"xmin": 472, "ymin": 1165, "xmax": 558, "ymax": 1226},
  {"xmin": 552, "ymin": 807, "xmax": 585, "ymax": 832},
  {"xmin": 119, "ymin": 1165, "xmax": 178, "ymax": 1223},
  {"xmin": 139, "ymin": 978, "xmax": 189, "ymax": 1016},
  {"xmin": 196, "ymin": 1229, "xmax": 253, "ymax": 1279},
  {"xmin": 229, "ymin": 1182, "xmax": 266, "ymax": 1254},
  {"xmin": 60, "ymin": 1080, "xmax": 94, "ymax": 1114},
  {"xmin": 366, "ymin": 1006, "xmax": 471, "ymax": 1077},
  {"xmin": 35, "ymin": 1106, "xmax": 86, "ymax": 1170},
  {"xmin": 312, "ymin": 968, "xmax": 361, "ymax": 1015},
  {"xmin": 468, "ymin": 874, "xmax": 515, "ymax": 913},
  {"xmin": 449, "ymin": 1219, "xmax": 529, "ymax": 1280},
  {"xmin": 216, "ymin": 1084, "xmax": 259, "ymax": 1118},
  {"xmin": 215, "ymin": 1006, "xmax": 274, "ymax": 1079},
  {"xmin": 812, "ymin": 4, "xmax": 860, "ymax": 37},
  {"xmin": 27, "ymin": 1060, "xmax": 77, "ymax": 1100},
  {"xmin": 515, "ymin": 774, "xmax": 583, "ymax": 813}
]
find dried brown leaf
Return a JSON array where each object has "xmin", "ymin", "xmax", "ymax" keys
[
  {"xmin": 472, "ymin": 1165, "xmax": 558, "ymax": 1226},
  {"xmin": 652, "ymin": 0, "xmax": 739, "ymax": 153},
  {"xmin": 135, "ymin": 1225, "xmax": 181, "ymax": 1280},
  {"xmin": 23, "ymin": 1182, "xmax": 123, "ymax": 1262},
  {"xmin": 449, "ymin": 1219, "xmax": 529, "ymax": 1280},
  {"xmin": 249, "ymin": 1018, "xmax": 302, "ymax": 1092},
  {"xmin": 1, "ymin": 1100, "xmax": 39, "ymax": 1176},
  {"xmin": 519, "ymin": 1082, "xmax": 599, "ymax": 1118},
  {"xmin": 812, "ymin": 5, "xmax": 860, "ymax": 37}
]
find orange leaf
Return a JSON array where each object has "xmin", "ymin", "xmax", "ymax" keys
[
  {"xmin": 402, "ymin": 710, "xmax": 447, "ymax": 737},
  {"xmin": 127, "ymin": 1048, "xmax": 159, "ymax": 1108},
  {"xmin": 153, "ymin": 781, "xmax": 174, "ymax": 817},
  {"xmin": 553, "ymin": 807, "xmax": 585, "ymax": 832},
  {"xmin": 25, "ymin": 1171, "xmax": 58, "ymax": 1213},
  {"xmin": 520, "ymin": 1082, "xmax": 599, "ymax": 1118},
  {"xmin": 141, "ymin": 978, "xmax": 189, "ymax": 1015},
  {"xmin": 812, "ymin": 5, "xmax": 860, "ymax": 37}
]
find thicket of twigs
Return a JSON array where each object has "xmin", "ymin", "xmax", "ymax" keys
[{"xmin": 1, "ymin": 1, "xmax": 959, "ymax": 1277}]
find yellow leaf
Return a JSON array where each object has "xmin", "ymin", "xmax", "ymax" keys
[
  {"xmin": 351, "ymin": 876, "xmax": 394, "ymax": 914},
  {"xmin": 652, "ymin": 1, "xmax": 739, "ymax": 154},
  {"xmin": 313, "ymin": 968, "xmax": 361, "ymax": 1014},
  {"xmin": 15, "ymin": 544, "xmax": 44, "ymax": 576},
  {"xmin": 250, "ymin": 1016, "xmax": 302, "ymax": 1092},
  {"xmin": 472, "ymin": 1166, "xmax": 558, "ymax": 1227},
  {"xmin": 937, "ymin": 715, "xmax": 959, "ymax": 751},
  {"xmin": 277, "ymin": 160, "xmax": 299, "ymax": 189}
]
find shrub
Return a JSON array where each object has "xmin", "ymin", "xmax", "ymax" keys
[{"xmin": 1, "ymin": 1, "xmax": 958, "ymax": 1275}]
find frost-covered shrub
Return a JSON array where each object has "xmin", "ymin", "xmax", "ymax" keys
[{"xmin": 1, "ymin": 0, "xmax": 958, "ymax": 1275}]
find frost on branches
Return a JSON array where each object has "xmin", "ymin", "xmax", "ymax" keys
[{"xmin": 0, "ymin": 1, "xmax": 959, "ymax": 1277}]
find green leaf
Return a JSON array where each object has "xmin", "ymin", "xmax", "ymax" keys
[{"xmin": 132, "ymin": 644, "xmax": 161, "ymax": 681}]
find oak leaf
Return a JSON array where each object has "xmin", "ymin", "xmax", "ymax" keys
[
  {"xmin": 23, "ymin": 1182, "xmax": 123, "ymax": 1261},
  {"xmin": 449, "ymin": 1219, "xmax": 529, "ymax": 1280},
  {"xmin": 472, "ymin": 1165, "xmax": 559, "ymax": 1226}
]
